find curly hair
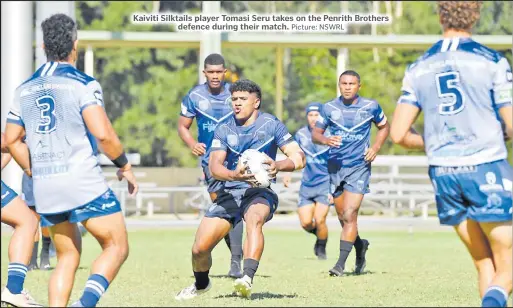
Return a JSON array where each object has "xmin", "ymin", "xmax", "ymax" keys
[
  {"xmin": 230, "ymin": 79, "xmax": 262, "ymax": 109},
  {"xmin": 41, "ymin": 14, "xmax": 77, "ymax": 62},
  {"xmin": 438, "ymin": 1, "xmax": 482, "ymax": 31}
]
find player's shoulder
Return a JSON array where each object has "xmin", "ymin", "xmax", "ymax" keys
[
  {"xmin": 259, "ymin": 112, "xmax": 283, "ymax": 126},
  {"xmin": 322, "ymin": 98, "xmax": 339, "ymax": 110},
  {"xmin": 359, "ymin": 96, "xmax": 381, "ymax": 108},
  {"xmin": 215, "ymin": 116, "xmax": 236, "ymax": 133},
  {"xmin": 18, "ymin": 62, "xmax": 96, "ymax": 91},
  {"xmin": 406, "ymin": 40, "xmax": 446, "ymax": 71},
  {"xmin": 456, "ymin": 38, "xmax": 505, "ymax": 64},
  {"xmin": 295, "ymin": 126, "xmax": 309, "ymax": 137},
  {"xmin": 186, "ymin": 83, "xmax": 209, "ymax": 100}
]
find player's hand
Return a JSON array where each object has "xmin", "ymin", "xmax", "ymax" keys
[
  {"xmin": 364, "ymin": 147, "xmax": 378, "ymax": 162},
  {"xmin": 326, "ymin": 136, "xmax": 342, "ymax": 148},
  {"xmin": 283, "ymin": 174, "xmax": 292, "ymax": 188},
  {"xmin": 231, "ymin": 161, "xmax": 256, "ymax": 183},
  {"xmin": 191, "ymin": 142, "xmax": 206, "ymax": 156},
  {"xmin": 262, "ymin": 154, "xmax": 277, "ymax": 180},
  {"xmin": 328, "ymin": 194, "xmax": 334, "ymax": 205},
  {"xmin": 117, "ymin": 163, "xmax": 139, "ymax": 197}
]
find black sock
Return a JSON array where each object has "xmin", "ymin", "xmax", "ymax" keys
[
  {"xmin": 336, "ymin": 240, "xmax": 353, "ymax": 269},
  {"xmin": 243, "ymin": 258, "xmax": 259, "ymax": 282},
  {"xmin": 193, "ymin": 270, "xmax": 210, "ymax": 290},
  {"xmin": 30, "ymin": 241, "xmax": 39, "ymax": 265},
  {"xmin": 224, "ymin": 235, "xmax": 231, "ymax": 252},
  {"xmin": 316, "ymin": 238, "xmax": 327, "ymax": 248},
  {"xmin": 41, "ymin": 236, "xmax": 51, "ymax": 261},
  {"xmin": 354, "ymin": 235, "xmax": 364, "ymax": 258},
  {"xmin": 229, "ymin": 220, "xmax": 244, "ymax": 261}
]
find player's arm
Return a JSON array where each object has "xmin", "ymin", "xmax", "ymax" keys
[
  {"xmin": 275, "ymin": 142, "xmax": 306, "ymax": 173},
  {"xmin": 365, "ymin": 105, "xmax": 390, "ymax": 162},
  {"xmin": 208, "ymin": 150, "xmax": 252, "ymax": 182},
  {"xmin": 0, "ymin": 133, "xmax": 12, "ymax": 170},
  {"xmin": 311, "ymin": 107, "xmax": 342, "ymax": 147},
  {"xmin": 390, "ymin": 71, "xmax": 425, "ymax": 150},
  {"xmin": 81, "ymin": 82, "xmax": 138, "ymax": 196},
  {"xmin": 498, "ymin": 106, "xmax": 513, "ymax": 140},
  {"xmin": 178, "ymin": 95, "xmax": 206, "ymax": 156},
  {"xmin": 4, "ymin": 100, "xmax": 32, "ymax": 175},
  {"xmin": 492, "ymin": 58, "xmax": 513, "ymax": 140}
]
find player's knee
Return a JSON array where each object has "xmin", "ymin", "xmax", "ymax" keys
[
  {"xmin": 338, "ymin": 208, "xmax": 357, "ymax": 224},
  {"xmin": 300, "ymin": 220, "xmax": 313, "ymax": 230},
  {"xmin": 314, "ymin": 214, "xmax": 326, "ymax": 225},
  {"xmin": 192, "ymin": 241, "xmax": 211, "ymax": 258},
  {"xmin": 245, "ymin": 211, "xmax": 266, "ymax": 228}
]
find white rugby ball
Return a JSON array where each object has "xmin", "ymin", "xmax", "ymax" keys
[{"xmin": 240, "ymin": 149, "xmax": 271, "ymax": 188}]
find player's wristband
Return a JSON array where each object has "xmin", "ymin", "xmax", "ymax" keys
[{"xmin": 112, "ymin": 152, "xmax": 129, "ymax": 168}]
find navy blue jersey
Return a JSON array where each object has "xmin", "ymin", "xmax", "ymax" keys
[
  {"xmin": 295, "ymin": 126, "xmax": 329, "ymax": 187},
  {"xmin": 211, "ymin": 112, "xmax": 294, "ymax": 189},
  {"xmin": 180, "ymin": 82, "xmax": 233, "ymax": 167},
  {"xmin": 315, "ymin": 96, "xmax": 386, "ymax": 167}
]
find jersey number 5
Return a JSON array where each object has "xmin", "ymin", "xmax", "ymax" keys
[
  {"xmin": 436, "ymin": 72, "xmax": 465, "ymax": 115},
  {"xmin": 36, "ymin": 95, "xmax": 57, "ymax": 133}
]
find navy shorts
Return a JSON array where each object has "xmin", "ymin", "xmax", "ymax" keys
[
  {"xmin": 202, "ymin": 164, "xmax": 224, "ymax": 194},
  {"xmin": 429, "ymin": 159, "xmax": 513, "ymax": 226},
  {"xmin": 329, "ymin": 162, "xmax": 371, "ymax": 198},
  {"xmin": 40, "ymin": 189, "xmax": 122, "ymax": 227},
  {"xmin": 204, "ymin": 187, "xmax": 279, "ymax": 226},
  {"xmin": 298, "ymin": 182, "xmax": 330, "ymax": 207},
  {"xmin": 1, "ymin": 181, "xmax": 18, "ymax": 208}
]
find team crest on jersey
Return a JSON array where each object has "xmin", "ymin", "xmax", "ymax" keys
[
  {"xmin": 227, "ymin": 134, "xmax": 239, "ymax": 147},
  {"xmin": 256, "ymin": 131, "xmax": 266, "ymax": 142},
  {"xmin": 198, "ymin": 99, "xmax": 210, "ymax": 111},
  {"xmin": 330, "ymin": 109, "xmax": 341, "ymax": 121},
  {"xmin": 355, "ymin": 109, "xmax": 369, "ymax": 122}
]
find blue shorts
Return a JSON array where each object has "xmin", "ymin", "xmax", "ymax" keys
[
  {"xmin": 329, "ymin": 162, "xmax": 371, "ymax": 198},
  {"xmin": 204, "ymin": 187, "xmax": 278, "ymax": 226},
  {"xmin": 1, "ymin": 181, "xmax": 18, "ymax": 208},
  {"xmin": 428, "ymin": 159, "xmax": 513, "ymax": 226},
  {"xmin": 40, "ymin": 189, "xmax": 122, "ymax": 227},
  {"xmin": 202, "ymin": 164, "xmax": 224, "ymax": 194},
  {"xmin": 298, "ymin": 182, "xmax": 330, "ymax": 207}
]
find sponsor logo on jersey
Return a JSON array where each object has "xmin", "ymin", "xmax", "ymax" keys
[
  {"xmin": 202, "ymin": 121, "xmax": 217, "ymax": 133},
  {"xmin": 479, "ymin": 172, "xmax": 504, "ymax": 192}
]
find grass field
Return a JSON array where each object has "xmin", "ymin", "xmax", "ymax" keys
[{"xmin": 1, "ymin": 228, "xmax": 511, "ymax": 307}]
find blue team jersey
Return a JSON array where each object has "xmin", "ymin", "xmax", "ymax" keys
[
  {"xmin": 295, "ymin": 126, "xmax": 329, "ymax": 187},
  {"xmin": 210, "ymin": 112, "xmax": 295, "ymax": 190},
  {"xmin": 315, "ymin": 96, "xmax": 386, "ymax": 167},
  {"xmin": 397, "ymin": 37, "xmax": 512, "ymax": 166},
  {"xmin": 7, "ymin": 62, "xmax": 109, "ymax": 214},
  {"xmin": 180, "ymin": 82, "xmax": 233, "ymax": 167}
]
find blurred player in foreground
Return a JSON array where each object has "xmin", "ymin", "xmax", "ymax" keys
[
  {"xmin": 178, "ymin": 53, "xmax": 244, "ymax": 278},
  {"xmin": 23, "ymin": 173, "xmax": 52, "ymax": 271},
  {"xmin": 283, "ymin": 102, "xmax": 332, "ymax": 260},
  {"xmin": 175, "ymin": 79, "xmax": 305, "ymax": 300},
  {"xmin": 313, "ymin": 70, "xmax": 390, "ymax": 277},
  {"xmin": 391, "ymin": 2, "xmax": 512, "ymax": 307},
  {"xmin": 1, "ymin": 133, "xmax": 42, "ymax": 307},
  {"xmin": 4, "ymin": 14, "xmax": 138, "ymax": 307}
]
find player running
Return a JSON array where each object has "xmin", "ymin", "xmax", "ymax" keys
[
  {"xmin": 175, "ymin": 79, "xmax": 306, "ymax": 300},
  {"xmin": 178, "ymin": 53, "xmax": 244, "ymax": 278},
  {"xmin": 23, "ymin": 173, "xmax": 52, "ymax": 271},
  {"xmin": 390, "ymin": 2, "xmax": 512, "ymax": 307},
  {"xmin": 312, "ymin": 70, "xmax": 390, "ymax": 277},
  {"xmin": 283, "ymin": 102, "xmax": 332, "ymax": 260},
  {"xmin": 4, "ymin": 14, "xmax": 138, "ymax": 307},
  {"xmin": 1, "ymin": 133, "xmax": 42, "ymax": 307}
]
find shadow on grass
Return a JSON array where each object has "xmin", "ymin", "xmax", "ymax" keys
[
  {"xmin": 191, "ymin": 274, "xmax": 271, "ymax": 279},
  {"xmin": 214, "ymin": 292, "xmax": 298, "ymax": 300},
  {"xmin": 328, "ymin": 270, "xmax": 385, "ymax": 276},
  {"xmin": 31, "ymin": 266, "xmax": 89, "ymax": 272}
]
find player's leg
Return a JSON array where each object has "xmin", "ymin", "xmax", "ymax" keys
[
  {"xmin": 28, "ymin": 208, "xmax": 41, "ymax": 271},
  {"xmin": 330, "ymin": 189, "xmax": 364, "ymax": 276},
  {"xmin": 312, "ymin": 200, "xmax": 330, "ymax": 260},
  {"xmin": 46, "ymin": 219, "xmax": 82, "ymax": 307},
  {"xmin": 233, "ymin": 188, "xmax": 278, "ymax": 299},
  {"xmin": 480, "ymin": 222, "xmax": 512, "ymax": 307},
  {"xmin": 176, "ymin": 190, "xmax": 236, "ymax": 300},
  {"xmin": 297, "ymin": 203, "xmax": 317, "ymax": 256},
  {"xmin": 453, "ymin": 219, "xmax": 495, "ymax": 298},
  {"xmin": 40, "ymin": 225, "xmax": 52, "ymax": 270},
  {"xmin": 1, "ymin": 190, "xmax": 41, "ymax": 307}
]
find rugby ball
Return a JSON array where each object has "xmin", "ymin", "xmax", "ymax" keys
[{"xmin": 239, "ymin": 149, "xmax": 271, "ymax": 188}]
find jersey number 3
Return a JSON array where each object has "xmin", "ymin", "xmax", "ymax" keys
[
  {"xmin": 36, "ymin": 95, "xmax": 57, "ymax": 133},
  {"xmin": 436, "ymin": 72, "xmax": 465, "ymax": 115}
]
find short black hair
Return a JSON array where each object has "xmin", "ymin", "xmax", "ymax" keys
[
  {"xmin": 339, "ymin": 70, "xmax": 361, "ymax": 83},
  {"xmin": 230, "ymin": 79, "xmax": 262, "ymax": 108},
  {"xmin": 204, "ymin": 53, "xmax": 225, "ymax": 68},
  {"xmin": 41, "ymin": 14, "xmax": 77, "ymax": 62}
]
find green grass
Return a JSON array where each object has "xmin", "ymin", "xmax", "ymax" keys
[{"xmin": 1, "ymin": 228, "xmax": 511, "ymax": 307}]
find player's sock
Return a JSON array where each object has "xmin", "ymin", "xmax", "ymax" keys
[
  {"xmin": 354, "ymin": 235, "xmax": 364, "ymax": 258},
  {"xmin": 316, "ymin": 239, "xmax": 327, "ymax": 250},
  {"xmin": 79, "ymin": 274, "xmax": 110, "ymax": 307},
  {"xmin": 316, "ymin": 239, "xmax": 327, "ymax": 258},
  {"xmin": 335, "ymin": 240, "xmax": 353, "ymax": 269},
  {"xmin": 224, "ymin": 235, "xmax": 232, "ymax": 252},
  {"xmin": 230, "ymin": 220, "xmax": 244, "ymax": 261},
  {"xmin": 6, "ymin": 263, "xmax": 28, "ymax": 294},
  {"xmin": 482, "ymin": 286, "xmax": 508, "ymax": 307},
  {"xmin": 193, "ymin": 270, "xmax": 210, "ymax": 290},
  {"xmin": 29, "ymin": 241, "xmax": 39, "ymax": 266},
  {"xmin": 41, "ymin": 236, "xmax": 51, "ymax": 260},
  {"xmin": 243, "ymin": 258, "xmax": 259, "ymax": 282}
]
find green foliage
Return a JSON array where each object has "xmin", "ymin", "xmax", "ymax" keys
[{"xmin": 76, "ymin": 1, "xmax": 513, "ymax": 166}]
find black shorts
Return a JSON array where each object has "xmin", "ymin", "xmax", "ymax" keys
[{"xmin": 204, "ymin": 187, "xmax": 279, "ymax": 226}]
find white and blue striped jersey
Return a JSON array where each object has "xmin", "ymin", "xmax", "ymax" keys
[
  {"xmin": 7, "ymin": 61, "xmax": 109, "ymax": 214},
  {"xmin": 398, "ymin": 37, "xmax": 512, "ymax": 166}
]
